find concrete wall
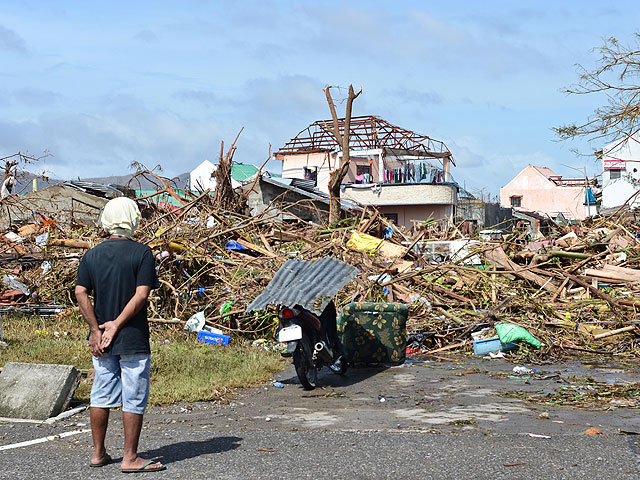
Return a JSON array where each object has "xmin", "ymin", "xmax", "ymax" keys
[
  {"xmin": 345, "ymin": 156, "xmax": 380, "ymax": 184},
  {"xmin": 484, "ymin": 202, "xmax": 513, "ymax": 228},
  {"xmin": 343, "ymin": 183, "xmax": 457, "ymax": 206},
  {"xmin": 457, "ymin": 200, "xmax": 512, "ymax": 229},
  {"xmin": 0, "ymin": 185, "xmax": 108, "ymax": 229},
  {"xmin": 278, "ymin": 152, "xmax": 336, "ymax": 194},
  {"xmin": 244, "ymin": 177, "xmax": 330, "ymax": 223},
  {"xmin": 277, "ymin": 153, "xmax": 457, "ymax": 228},
  {"xmin": 601, "ymin": 135, "xmax": 640, "ymax": 208},
  {"xmin": 500, "ymin": 164, "xmax": 588, "ymax": 220},
  {"xmin": 378, "ymin": 204, "xmax": 452, "ymax": 229}
]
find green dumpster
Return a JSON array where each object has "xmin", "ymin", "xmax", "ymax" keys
[{"xmin": 338, "ymin": 302, "xmax": 409, "ymax": 365}]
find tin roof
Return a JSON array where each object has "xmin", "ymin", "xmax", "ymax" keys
[
  {"xmin": 259, "ymin": 175, "xmax": 361, "ymax": 211},
  {"xmin": 231, "ymin": 163, "xmax": 259, "ymax": 182},
  {"xmin": 246, "ymin": 257, "xmax": 359, "ymax": 313},
  {"xmin": 64, "ymin": 181, "xmax": 123, "ymax": 198}
]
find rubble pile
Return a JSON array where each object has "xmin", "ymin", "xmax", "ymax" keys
[{"xmin": 1, "ymin": 181, "xmax": 639, "ymax": 359}]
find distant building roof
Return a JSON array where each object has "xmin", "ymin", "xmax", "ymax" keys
[
  {"xmin": 135, "ymin": 189, "xmax": 189, "ymax": 207},
  {"xmin": 532, "ymin": 166, "xmax": 558, "ymax": 178},
  {"xmin": 231, "ymin": 163, "xmax": 259, "ymax": 182},
  {"xmin": 276, "ymin": 115, "xmax": 454, "ymax": 165},
  {"xmin": 190, "ymin": 161, "xmax": 259, "ymax": 191},
  {"xmin": 260, "ymin": 174, "xmax": 360, "ymax": 210},
  {"xmin": 532, "ymin": 165, "xmax": 598, "ymax": 187},
  {"xmin": 64, "ymin": 181, "xmax": 123, "ymax": 198}
]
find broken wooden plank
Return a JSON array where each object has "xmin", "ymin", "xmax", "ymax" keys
[
  {"xmin": 602, "ymin": 264, "xmax": 640, "ymax": 282},
  {"xmin": 485, "ymin": 246, "xmax": 556, "ymax": 292},
  {"xmin": 235, "ymin": 238, "xmax": 279, "ymax": 258},
  {"xmin": 259, "ymin": 233, "xmax": 274, "ymax": 254},
  {"xmin": 584, "ymin": 269, "xmax": 628, "ymax": 283},
  {"xmin": 401, "ymin": 231, "xmax": 424, "ymax": 259},
  {"xmin": 593, "ymin": 325, "xmax": 636, "ymax": 340},
  {"xmin": 48, "ymin": 238, "xmax": 93, "ymax": 249},
  {"xmin": 272, "ymin": 229, "xmax": 322, "ymax": 248},
  {"xmin": 414, "ymin": 278, "xmax": 475, "ymax": 306},
  {"xmin": 424, "ymin": 341, "xmax": 467, "ymax": 355},
  {"xmin": 566, "ymin": 273, "xmax": 629, "ymax": 320}
]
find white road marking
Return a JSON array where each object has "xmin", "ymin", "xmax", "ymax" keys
[{"xmin": 0, "ymin": 429, "xmax": 91, "ymax": 451}]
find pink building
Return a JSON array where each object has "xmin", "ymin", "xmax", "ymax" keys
[
  {"xmin": 274, "ymin": 115, "xmax": 457, "ymax": 229},
  {"xmin": 500, "ymin": 165, "xmax": 598, "ymax": 221}
]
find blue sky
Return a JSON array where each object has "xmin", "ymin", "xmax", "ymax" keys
[{"xmin": 0, "ymin": 1, "xmax": 638, "ymax": 197}]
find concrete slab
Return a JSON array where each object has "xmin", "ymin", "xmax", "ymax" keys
[{"xmin": 0, "ymin": 362, "xmax": 81, "ymax": 420}]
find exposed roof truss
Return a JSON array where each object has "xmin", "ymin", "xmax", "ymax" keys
[{"xmin": 276, "ymin": 115, "xmax": 454, "ymax": 165}]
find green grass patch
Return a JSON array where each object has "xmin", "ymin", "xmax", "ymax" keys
[{"xmin": 0, "ymin": 312, "xmax": 285, "ymax": 406}]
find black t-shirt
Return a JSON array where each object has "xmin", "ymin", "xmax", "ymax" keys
[{"xmin": 76, "ymin": 237, "xmax": 159, "ymax": 355}]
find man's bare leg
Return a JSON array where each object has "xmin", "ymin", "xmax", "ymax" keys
[
  {"xmin": 90, "ymin": 407, "xmax": 110, "ymax": 465},
  {"xmin": 120, "ymin": 411, "xmax": 164, "ymax": 471}
]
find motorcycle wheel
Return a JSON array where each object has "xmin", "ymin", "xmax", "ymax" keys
[{"xmin": 293, "ymin": 347, "xmax": 317, "ymax": 390}]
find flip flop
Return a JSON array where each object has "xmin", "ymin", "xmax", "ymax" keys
[
  {"xmin": 90, "ymin": 453, "xmax": 112, "ymax": 468},
  {"xmin": 121, "ymin": 460, "xmax": 167, "ymax": 473}
]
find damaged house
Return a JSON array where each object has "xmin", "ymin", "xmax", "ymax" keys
[
  {"xmin": 0, "ymin": 181, "xmax": 117, "ymax": 229},
  {"xmin": 599, "ymin": 133, "xmax": 640, "ymax": 209},
  {"xmin": 499, "ymin": 164, "xmax": 599, "ymax": 221},
  {"xmin": 242, "ymin": 173, "xmax": 360, "ymax": 224},
  {"xmin": 274, "ymin": 115, "xmax": 458, "ymax": 229}
]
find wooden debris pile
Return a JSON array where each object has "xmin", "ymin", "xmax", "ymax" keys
[{"xmin": 0, "ymin": 180, "xmax": 639, "ymax": 359}]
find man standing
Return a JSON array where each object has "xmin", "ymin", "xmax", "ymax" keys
[{"xmin": 75, "ymin": 197, "xmax": 165, "ymax": 473}]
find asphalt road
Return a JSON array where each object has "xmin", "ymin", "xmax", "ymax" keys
[{"xmin": 1, "ymin": 356, "xmax": 639, "ymax": 479}]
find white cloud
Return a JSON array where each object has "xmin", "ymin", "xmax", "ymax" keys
[{"xmin": 0, "ymin": 106, "xmax": 226, "ymax": 180}]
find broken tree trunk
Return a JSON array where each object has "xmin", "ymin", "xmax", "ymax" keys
[
  {"xmin": 485, "ymin": 246, "xmax": 557, "ymax": 292},
  {"xmin": 214, "ymin": 129, "xmax": 244, "ymax": 211},
  {"xmin": 324, "ymin": 85, "xmax": 362, "ymax": 225}
]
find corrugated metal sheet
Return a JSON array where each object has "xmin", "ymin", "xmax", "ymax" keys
[
  {"xmin": 290, "ymin": 178, "xmax": 317, "ymax": 192},
  {"xmin": 246, "ymin": 257, "xmax": 359, "ymax": 313},
  {"xmin": 64, "ymin": 181, "xmax": 123, "ymax": 198},
  {"xmin": 260, "ymin": 175, "xmax": 361, "ymax": 211}
]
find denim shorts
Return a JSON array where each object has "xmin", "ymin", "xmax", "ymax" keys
[{"xmin": 90, "ymin": 353, "xmax": 151, "ymax": 415}]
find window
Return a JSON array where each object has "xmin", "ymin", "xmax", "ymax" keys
[
  {"xmin": 510, "ymin": 196, "xmax": 522, "ymax": 207},
  {"xmin": 610, "ymin": 170, "xmax": 621, "ymax": 180},
  {"xmin": 356, "ymin": 165, "xmax": 371, "ymax": 176},
  {"xmin": 355, "ymin": 165, "xmax": 371, "ymax": 184},
  {"xmin": 303, "ymin": 167, "xmax": 317, "ymax": 182},
  {"xmin": 382, "ymin": 213, "xmax": 398, "ymax": 224}
]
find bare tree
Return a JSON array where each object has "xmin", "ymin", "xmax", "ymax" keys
[
  {"xmin": 213, "ymin": 128, "xmax": 244, "ymax": 211},
  {"xmin": 323, "ymin": 85, "xmax": 362, "ymax": 224},
  {"xmin": 0, "ymin": 151, "xmax": 49, "ymax": 198},
  {"xmin": 554, "ymin": 35, "xmax": 640, "ymax": 150}
]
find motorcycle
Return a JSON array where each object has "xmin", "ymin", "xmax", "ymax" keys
[{"xmin": 277, "ymin": 300, "xmax": 347, "ymax": 390}]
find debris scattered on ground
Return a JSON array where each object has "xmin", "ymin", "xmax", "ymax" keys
[
  {"xmin": 0, "ymin": 166, "xmax": 639, "ymax": 363},
  {"xmin": 502, "ymin": 381, "xmax": 639, "ymax": 409}
]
